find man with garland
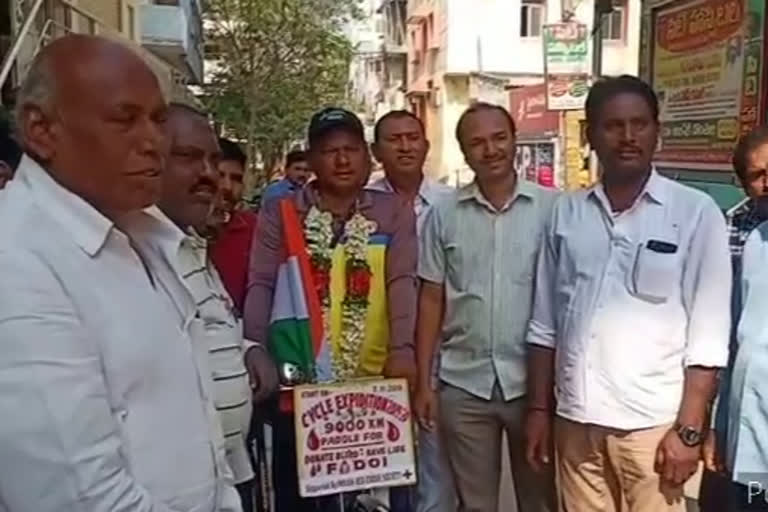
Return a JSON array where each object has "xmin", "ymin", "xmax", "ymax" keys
[{"xmin": 244, "ymin": 107, "xmax": 418, "ymax": 511}]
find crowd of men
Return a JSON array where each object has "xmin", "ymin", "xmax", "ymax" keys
[{"xmin": 1, "ymin": 33, "xmax": 768, "ymax": 512}]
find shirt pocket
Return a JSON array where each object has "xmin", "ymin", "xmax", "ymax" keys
[
  {"xmin": 627, "ymin": 240, "xmax": 681, "ymax": 303},
  {"xmin": 444, "ymin": 242, "xmax": 469, "ymax": 291},
  {"xmin": 509, "ymin": 236, "xmax": 538, "ymax": 285}
]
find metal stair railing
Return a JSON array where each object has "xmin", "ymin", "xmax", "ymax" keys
[
  {"xmin": 1, "ymin": 0, "xmax": 198, "ymax": 107},
  {"xmin": 0, "ymin": 0, "xmax": 46, "ymax": 100}
]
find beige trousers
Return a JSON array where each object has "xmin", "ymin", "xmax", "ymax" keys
[
  {"xmin": 439, "ymin": 383, "xmax": 557, "ymax": 512},
  {"xmin": 555, "ymin": 416, "xmax": 686, "ymax": 512}
]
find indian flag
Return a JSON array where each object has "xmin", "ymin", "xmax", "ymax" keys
[{"xmin": 267, "ymin": 200, "xmax": 331, "ymax": 383}]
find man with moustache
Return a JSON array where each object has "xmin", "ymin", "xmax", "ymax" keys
[
  {"xmin": 129, "ymin": 104, "xmax": 279, "ymax": 511},
  {"xmin": 414, "ymin": 102, "xmax": 557, "ymax": 512},
  {"xmin": 525, "ymin": 76, "xmax": 730, "ymax": 512},
  {"xmin": 244, "ymin": 107, "xmax": 418, "ymax": 511},
  {"xmin": 369, "ymin": 110, "xmax": 455, "ymax": 512},
  {"xmin": 699, "ymin": 127, "xmax": 768, "ymax": 511},
  {"xmin": 0, "ymin": 35, "xmax": 240, "ymax": 511}
]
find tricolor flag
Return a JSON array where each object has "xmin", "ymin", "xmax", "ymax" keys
[{"xmin": 267, "ymin": 199, "xmax": 332, "ymax": 384}]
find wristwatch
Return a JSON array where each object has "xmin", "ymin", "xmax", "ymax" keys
[{"xmin": 675, "ymin": 424, "xmax": 704, "ymax": 447}]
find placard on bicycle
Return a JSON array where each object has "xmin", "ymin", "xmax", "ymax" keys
[{"xmin": 293, "ymin": 378, "xmax": 417, "ymax": 498}]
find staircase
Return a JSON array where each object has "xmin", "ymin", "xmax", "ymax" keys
[{"xmin": 0, "ymin": 0, "xmax": 200, "ymax": 107}]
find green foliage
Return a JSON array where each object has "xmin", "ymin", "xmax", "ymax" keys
[{"xmin": 204, "ymin": 0, "xmax": 360, "ymax": 190}]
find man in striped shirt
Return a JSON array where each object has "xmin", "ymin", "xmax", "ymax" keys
[{"xmin": 133, "ymin": 103, "xmax": 279, "ymax": 511}]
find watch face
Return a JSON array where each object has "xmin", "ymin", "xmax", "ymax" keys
[{"xmin": 679, "ymin": 426, "xmax": 702, "ymax": 446}]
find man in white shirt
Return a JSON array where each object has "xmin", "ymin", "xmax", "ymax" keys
[
  {"xmin": 525, "ymin": 75, "xmax": 731, "ymax": 512},
  {"xmin": 130, "ymin": 103, "xmax": 280, "ymax": 511},
  {"xmin": 0, "ymin": 35, "xmax": 240, "ymax": 511},
  {"xmin": 368, "ymin": 110, "xmax": 455, "ymax": 512}
]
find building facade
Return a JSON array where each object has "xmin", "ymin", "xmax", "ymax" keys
[
  {"xmin": 405, "ymin": 0, "xmax": 641, "ymax": 187},
  {"xmin": 347, "ymin": 0, "xmax": 410, "ymax": 142},
  {"xmin": 1, "ymin": 0, "xmax": 202, "ymax": 110},
  {"xmin": 140, "ymin": 0, "xmax": 204, "ymax": 85}
]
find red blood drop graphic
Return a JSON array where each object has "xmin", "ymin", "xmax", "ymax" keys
[
  {"xmin": 307, "ymin": 429, "xmax": 320, "ymax": 451},
  {"xmin": 387, "ymin": 421, "xmax": 400, "ymax": 442}
]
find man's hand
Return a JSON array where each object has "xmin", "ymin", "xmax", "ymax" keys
[
  {"xmin": 383, "ymin": 356, "xmax": 417, "ymax": 392},
  {"xmin": 525, "ymin": 409, "xmax": 553, "ymax": 472},
  {"xmin": 414, "ymin": 385, "xmax": 437, "ymax": 432},
  {"xmin": 655, "ymin": 428, "xmax": 701, "ymax": 486},
  {"xmin": 244, "ymin": 346, "xmax": 279, "ymax": 403},
  {"xmin": 702, "ymin": 429, "xmax": 724, "ymax": 473}
]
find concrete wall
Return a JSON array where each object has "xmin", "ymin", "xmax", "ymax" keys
[
  {"xmin": 76, "ymin": 0, "xmax": 119, "ymax": 30},
  {"xmin": 430, "ymin": 74, "xmax": 469, "ymax": 182},
  {"xmin": 74, "ymin": 0, "xmax": 141, "ymax": 41}
]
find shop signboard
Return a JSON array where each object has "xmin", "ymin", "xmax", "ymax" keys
[
  {"xmin": 543, "ymin": 23, "xmax": 590, "ymax": 110},
  {"xmin": 650, "ymin": 0, "xmax": 765, "ymax": 169},
  {"xmin": 509, "ymin": 84, "xmax": 560, "ymax": 137}
]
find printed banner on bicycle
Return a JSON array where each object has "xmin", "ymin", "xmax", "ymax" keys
[{"xmin": 293, "ymin": 378, "xmax": 416, "ymax": 497}]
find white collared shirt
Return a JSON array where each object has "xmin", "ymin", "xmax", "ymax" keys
[
  {"xmin": 527, "ymin": 171, "xmax": 731, "ymax": 429},
  {"xmin": 132, "ymin": 210, "xmax": 254, "ymax": 484},
  {"xmin": 0, "ymin": 156, "xmax": 241, "ymax": 512},
  {"xmin": 367, "ymin": 175, "xmax": 453, "ymax": 235}
]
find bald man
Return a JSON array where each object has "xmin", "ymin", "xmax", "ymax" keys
[{"xmin": 0, "ymin": 35, "xmax": 241, "ymax": 512}]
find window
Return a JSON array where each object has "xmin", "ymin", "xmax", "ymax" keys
[
  {"xmin": 117, "ymin": 0, "xmax": 123, "ymax": 32},
  {"xmin": 520, "ymin": 0, "xmax": 544, "ymax": 38},
  {"xmin": 602, "ymin": 0, "xmax": 625, "ymax": 41}
]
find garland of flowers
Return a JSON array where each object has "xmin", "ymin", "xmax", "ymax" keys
[{"xmin": 304, "ymin": 206, "xmax": 376, "ymax": 381}]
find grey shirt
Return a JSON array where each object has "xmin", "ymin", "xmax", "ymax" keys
[{"xmin": 419, "ymin": 179, "xmax": 558, "ymax": 400}]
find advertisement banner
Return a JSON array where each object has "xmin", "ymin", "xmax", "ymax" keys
[
  {"xmin": 543, "ymin": 23, "xmax": 590, "ymax": 110},
  {"xmin": 294, "ymin": 379, "xmax": 416, "ymax": 498},
  {"xmin": 517, "ymin": 142, "xmax": 557, "ymax": 188},
  {"xmin": 651, "ymin": 0, "xmax": 765, "ymax": 169},
  {"xmin": 509, "ymin": 84, "xmax": 561, "ymax": 136}
]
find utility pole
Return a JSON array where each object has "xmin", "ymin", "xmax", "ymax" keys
[
  {"xmin": 590, "ymin": 0, "xmax": 614, "ymax": 183},
  {"xmin": 592, "ymin": 0, "xmax": 614, "ymax": 79}
]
